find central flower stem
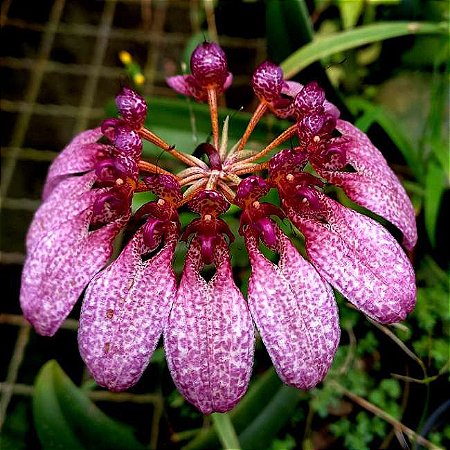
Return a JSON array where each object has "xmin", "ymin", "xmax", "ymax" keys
[{"xmin": 207, "ymin": 88, "xmax": 220, "ymax": 151}]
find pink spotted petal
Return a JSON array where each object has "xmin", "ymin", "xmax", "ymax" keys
[
  {"xmin": 166, "ymin": 73, "xmax": 233, "ymax": 102},
  {"xmin": 164, "ymin": 238, "xmax": 254, "ymax": 414},
  {"xmin": 320, "ymin": 120, "xmax": 417, "ymax": 250},
  {"xmin": 288, "ymin": 196, "xmax": 416, "ymax": 324},
  {"xmin": 245, "ymin": 227, "xmax": 339, "ymax": 389},
  {"xmin": 78, "ymin": 229, "xmax": 178, "ymax": 391},
  {"xmin": 166, "ymin": 75, "xmax": 203, "ymax": 99},
  {"xmin": 20, "ymin": 208, "xmax": 128, "ymax": 336},
  {"xmin": 26, "ymin": 173, "xmax": 98, "ymax": 251},
  {"xmin": 43, "ymin": 128, "xmax": 105, "ymax": 199},
  {"xmin": 223, "ymin": 72, "xmax": 233, "ymax": 90}
]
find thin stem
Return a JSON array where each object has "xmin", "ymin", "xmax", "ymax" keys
[
  {"xmin": 176, "ymin": 166, "xmax": 205, "ymax": 179},
  {"xmin": 178, "ymin": 178, "xmax": 207, "ymax": 207},
  {"xmin": 233, "ymin": 101, "xmax": 268, "ymax": 155},
  {"xmin": 232, "ymin": 161, "xmax": 269, "ymax": 176},
  {"xmin": 228, "ymin": 123, "xmax": 297, "ymax": 169},
  {"xmin": 179, "ymin": 172, "xmax": 206, "ymax": 187},
  {"xmin": 329, "ymin": 381, "xmax": 442, "ymax": 450},
  {"xmin": 217, "ymin": 180, "xmax": 237, "ymax": 203},
  {"xmin": 218, "ymin": 116, "xmax": 229, "ymax": 161},
  {"xmin": 211, "ymin": 412, "xmax": 241, "ymax": 450},
  {"xmin": 205, "ymin": 170, "xmax": 220, "ymax": 190},
  {"xmin": 139, "ymin": 127, "xmax": 172, "ymax": 150},
  {"xmin": 135, "ymin": 181, "xmax": 149, "ymax": 192},
  {"xmin": 138, "ymin": 160, "xmax": 178, "ymax": 178},
  {"xmin": 139, "ymin": 128, "xmax": 208, "ymax": 169},
  {"xmin": 203, "ymin": 0, "xmax": 219, "ymax": 43},
  {"xmin": 224, "ymin": 173, "xmax": 242, "ymax": 185},
  {"xmin": 368, "ymin": 318, "xmax": 427, "ymax": 377},
  {"xmin": 207, "ymin": 87, "xmax": 220, "ymax": 151}
]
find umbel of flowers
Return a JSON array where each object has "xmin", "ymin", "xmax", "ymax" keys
[{"xmin": 21, "ymin": 42, "xmax": 417, "ymax": 414}]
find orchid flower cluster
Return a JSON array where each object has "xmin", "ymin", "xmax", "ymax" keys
[{"xmin": 21, "ymin": 42, "xmax": 417, "ymax": 414}]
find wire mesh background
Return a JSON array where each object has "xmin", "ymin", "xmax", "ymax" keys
[{"xmin": 0, "ymin": 0, "xmax": 266, "ymax": 446}]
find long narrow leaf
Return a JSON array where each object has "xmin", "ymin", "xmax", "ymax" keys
[
  {"xmin": 280, "ymin": 21, "xmax": 447, "ymax": 79},
  {"xmin": 33, "ymin": 360, "xmax": 145, "ymax": 450},
  {"xmin": 424, "ymin": 159, "xmax": 445, "ymax": 247},
  {"xmin": 238, "ymin": 386, "xmax": 304, "ymax": 449},
  {"xmin": 266, "ymin": 0, "xmax": 313, "ymax": 63},
  {"xmin": 347, "ymin": 97, "xmax": 424, "ymax": 182}
]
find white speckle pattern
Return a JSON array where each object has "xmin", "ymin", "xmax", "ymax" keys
[
  {"xmin": 78, "ymin": 229, "xmax": 178, "ymax": 391},
  {"xmin": 288, "ymin": 195, "xmax": 416, "ymax": 324},
  {"xmin": 26, "ymin": 172, "xmax": 97, "ymax": 251},
  {"xmin": 164, "ymin": 237, "xmax": 254, "ymax": 414},
  {"xmin": 319, "ymin": 120, "xmax": 417, "ymax": 251},
  {"xmin": 20, "ymin": 207, "xmax": 128, "ymax": 336},
  {"xmin": 43, "ymin": 128, "xmax": 105, "ymax": 199},
  {"xmin": 245, "ymin": 226, "xmax": 340, "ymax": 389}
]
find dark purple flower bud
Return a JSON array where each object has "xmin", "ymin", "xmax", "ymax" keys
[
  {"xmin": 143, "ymin": 174, "xmax": 182, "ymax": 206},
  {"xmin": 101, "ymin": 118, "xmax": 122, "ymax": 141},
  {"xmin": 142, "ymin": 217, "xmax": 165, "ymax": 250},
  {"xmin": 234, "ymin": 176, "xmax": 270, "ymax": 208},
  {"xmin": 115, "ymin": 86, "xmax": 148, "ymax": 130},
  {"xmin": 95, "ymin": 156, "xmax": 138, "ymax": 186},
  {"xmin": 91, "ymin": 188, "xmax": 132, "ymax": 226},
  {"xmin": 252, "ymin": 61, "xmax": 284, "ymax": 103},
  {"xmin": 293, "ymin": 82, "xmax": 325, "ymax": 114},
  {"xmin": 188, "ymin": 190, "xmax": 229, "ymax": 217},
  {"xmin": 190, "ymin": 42, "xmax": 228, "ymax": 89},
  {"xmin": 113, "ymin": 127, "xmax": 142, "ymax": 160},
  {"xmin": 268, "ymin": 149, "xmax": 309, "ymax": 184},
  {"xmin": 312, "ymin": 138, "xmax": 348, "ymax": 171},
  {"xmin": 298, "ymin": 113, "xmax": 326, "ymax": 138}
]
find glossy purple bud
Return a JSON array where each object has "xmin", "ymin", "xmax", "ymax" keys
[
  {"xmin": 91, "ymin": 188, "xmax": 131, "ymax": 226},
  {"xmin": 113, "ymin": 127, "xmax": 142, "ymax": 160},
  {"xmin": 297, "ymin": 113, "xmax": 326, "ymax": 145},
  {"xmin": 252, "ymin": 61, "xmax": 284, "ymax": 103},
  {"xmin": 234, "ymin": 176, "xmax": 270, "ymax": 208},
  {"xmin": 115, "ymin": 87, "xmax": 147, "ymax": 130},
  {"xmin": 293, "ymin": 82, "xmax": 325, "ymax": 114},
  {"xmin": 95, "ymin": 155, "xmax": 139, "ymax": 186},
  {"xmin": 188, "ymin": 190, "xmax": 229, "ymax": 216},
  {"xmin": 143, "ymin": 174, "xmax": 182, "ymax": 205},
  {"xmin": 190, "ymin": 42, "xmax": 228, "ymax": 89},
  {"xmin": 142, "ymin": 217, "xmax": 165, "ymax": 250}
]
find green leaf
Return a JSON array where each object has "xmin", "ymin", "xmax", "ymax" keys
[
  {"xmin": 280, "ymin": 21, "xmax": 448, "ymax": 79},
  {"xmin": 337, "ymin": 0, "xmax": 364, "ymax": 30},
  {"xmin": 211, "ymin": 413, "xmax": 241, "ymax": 450},
  {"xmin": 33, "ymin": 360, "xmax": 146, "ymax": 450},
  {"xmin": 346, "ymin": 97, "xmax": 424, "ymax": 182},
  {"xmin": 238, "ymin": 386, "xmax": 304, "ymax": 450},
  {"xmin": 424, "ymin": 159, "xmax": 445, "ymax": 246},
  {"xmin": 266, "ymin": 0, "xmax": 314, "ymax": 63}
]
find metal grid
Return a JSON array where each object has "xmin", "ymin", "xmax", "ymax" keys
[{"xmin": 0, "ymin": 1, "xmax": 266, "ymax": 446}]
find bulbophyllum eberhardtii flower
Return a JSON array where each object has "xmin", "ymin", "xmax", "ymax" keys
[{"xmin": 20, "ymin": 42, "xmax": 417, "ymax": 414}]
